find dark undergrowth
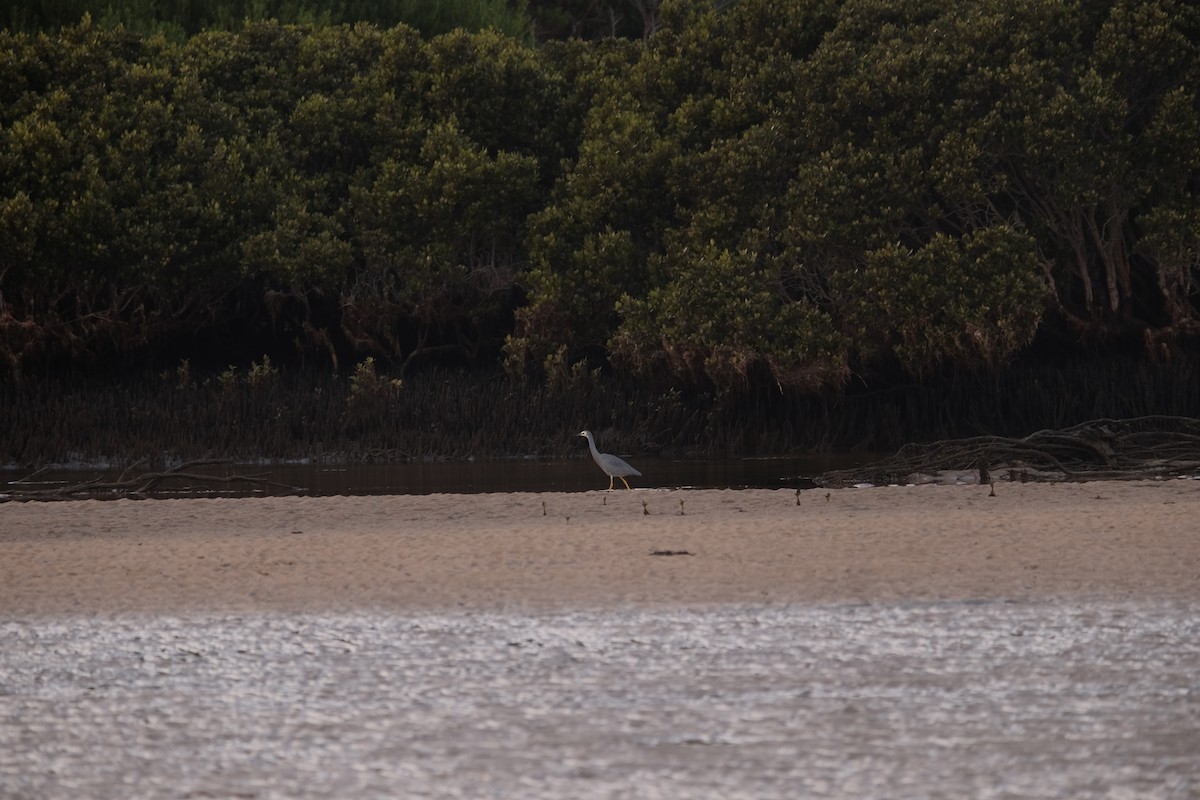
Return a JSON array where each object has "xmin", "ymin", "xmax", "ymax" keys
[{"xmin": 2, "ymin": 356, "xmax": 1198, "ymax": 467}]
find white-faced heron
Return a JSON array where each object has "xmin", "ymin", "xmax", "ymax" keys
[{"xmin": 578, "ymin": 430, "xmax": 642, "ymax": 490}]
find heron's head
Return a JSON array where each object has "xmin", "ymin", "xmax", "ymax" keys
[{"xmin": 578, "ymin": 430, "xmax": 590, "ymax": 439}]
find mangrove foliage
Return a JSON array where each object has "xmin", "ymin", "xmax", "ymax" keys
[{"xmin": 1, "ymin": 0, "xmax": 1198, "ymax": 460}]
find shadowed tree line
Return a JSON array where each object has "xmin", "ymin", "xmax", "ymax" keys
[
  {"xmin": 1, "ymin": 0, "xmax": 1198, "ymax": 463},
  {"xmin": 3, "ymin": 354, "xmax": 1197, "ymax": 465},
  {"xmin": 2, "ymin": 0, "xmax": 673, "ymax": 42},
  {"xmin": 3, "ymin": 0, "xmax": 533, "ymax": 41}
]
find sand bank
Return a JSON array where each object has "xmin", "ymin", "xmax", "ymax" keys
[{"xmin": 1, "ymin": 480, "xmax": 1198, "ymax": 614}]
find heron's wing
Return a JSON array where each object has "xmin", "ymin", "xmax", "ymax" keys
[{"xmin": 601, "ymin": 454, "xmax": 641, "ymax": 477}]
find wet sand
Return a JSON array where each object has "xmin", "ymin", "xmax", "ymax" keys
[{"xmin": 2, "ymin": 480, "xmax": 1198, "ymax": 613}]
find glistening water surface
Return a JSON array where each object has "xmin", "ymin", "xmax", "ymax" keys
[{"xmin": 2, "ymin": 600, "xmax": 1197, "ymax": 799}]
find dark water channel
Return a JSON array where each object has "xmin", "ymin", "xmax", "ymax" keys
[
  {"xmin": 276, "ymin": 453, "xmax": 870, "ymax": 495},
  {"xmin": 3, "ymin": 453, "xmax": 875, "ymax": 498}
]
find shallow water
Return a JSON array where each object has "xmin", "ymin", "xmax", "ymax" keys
[
  {"xmin": 2, "ymin": 600, "xmax": 1197, "ymax": 799},
  {"xmin": 2, "ymin": 452, "xmax": 872, "ymax": 498}
]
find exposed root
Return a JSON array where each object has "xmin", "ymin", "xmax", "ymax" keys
[
  {"xmin": 1, "ymin": 459, "xmax": 304, "ymax": 502},
  {"xmin": 817, "ymin": 416, "xmax": 1200, "ymax": 487}
]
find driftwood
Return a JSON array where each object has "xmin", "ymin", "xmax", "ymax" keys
[
  {"xmin": 1, "ymin": 459, "xmax": 304, "ymax": 502},
  {"xmin": 816, "ymin": 416, "xmax": 1200, "ymax": 488}
]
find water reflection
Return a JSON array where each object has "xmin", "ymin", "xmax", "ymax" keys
[
  {"xmin": 283, "ymin": 454, "xmax": 868, "ymax": 495},
  {"xmin": 3, "ymin": 453, "xmax": 874, "ymax": 498}
]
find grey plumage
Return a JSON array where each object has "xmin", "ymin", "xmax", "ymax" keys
[{"xmin": 578, "ymin": 430, "xmax": 641, "ymax": 490}]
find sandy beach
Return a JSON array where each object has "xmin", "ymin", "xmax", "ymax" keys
[
  {"xmin": 2, "ymin": 479, "xmax": 1198, "ymax": 614},
  {"xmin": 5, "ymin": 480, "xmax": 1200, "ymax": 800}
]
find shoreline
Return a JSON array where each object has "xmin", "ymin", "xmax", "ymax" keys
[{"xmin": 2, "ymin": 481, "xmax": 1198, "ymax": 616}]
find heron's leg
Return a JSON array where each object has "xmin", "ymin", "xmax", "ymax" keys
[
  {"xmin": 607, "ymin": 475, "xmax": 615, "ymax": 491},
  {"xmin": 619, "ymin": 476, "xmax": 632, "ymax": 490}
]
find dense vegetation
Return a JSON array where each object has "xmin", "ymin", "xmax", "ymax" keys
[
  {"xmin": 1, "ymin": 0, "xmax": 1198, "ymax": 461},
  {"xmin": 2, "ymin": 0, "xmax": 669, "ymax": 42},
  {"xmin": 3, "ymin": 0, "xmax": 535, "ymax": 40}
]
